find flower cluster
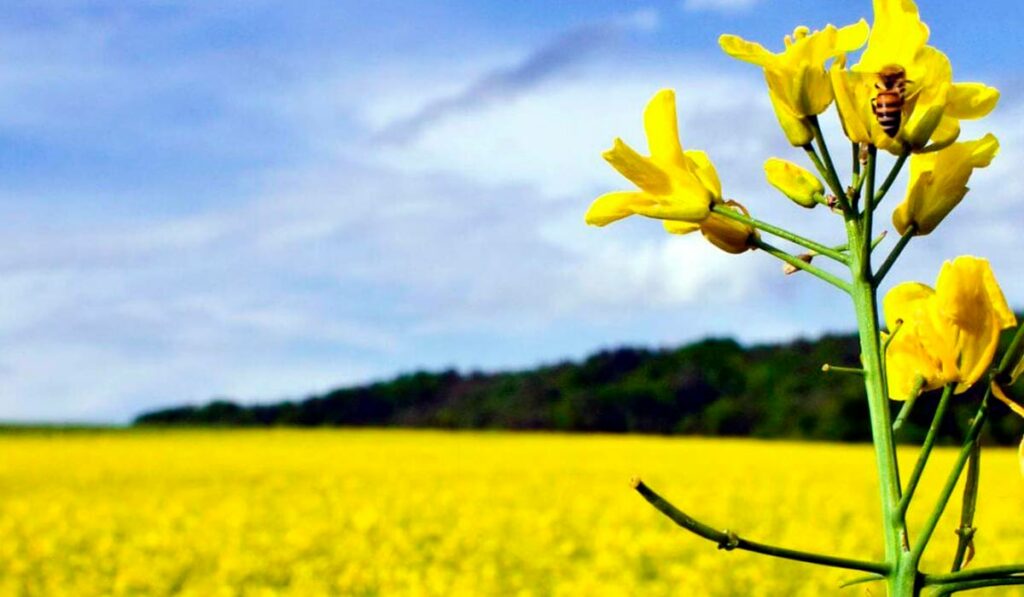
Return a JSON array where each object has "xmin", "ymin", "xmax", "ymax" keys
[
  {"xmin": 588, "ymin": 0, "xmax": 1024, "ymax": 550},
  {"xmin": 883, "ymin": 256, "xmax": 1016, "ymax": 400}
]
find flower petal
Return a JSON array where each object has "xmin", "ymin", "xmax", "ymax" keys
[
  {"xmin": 663, "ymin": 220, "xmax": 700, "ymax": 235},
  {"xmin": 584, "ymin": 191, "xmax": 654, "ymax": 226},
  {"xmin": 836, "ymin": 19, "xmax": 870, "ymax": 54},
  {"xmin": 991, "ymin": 382, "xmax": 1024, "ymax": 419},
  {"xmin": 884, "ymin": 282, "xmax": 934, "ymax": 331},
  {"xmin": 859, "ymin": 0, "xmax": 930, "ymax": 72},
  {"xmin": 830, "ymin": 61, "xmax": 873, "ymax": 145},
  {"xmin": 644, "ymin": 89, "xmax": 687, "ymax": 172},
  {"xmin": 602, "ymin": 138, "xmax": 671, "ymax": 195},
  {"xmin": 718, "ymin": 34, "xmax": 776, "ymax": 67},
  {"xmin": 934, "ymin": 257, "xmax": 1003, "ymax": 392},
  {"xmin": 946, "ymin": 83, "xmax": 999, "ymax": 120},
  {"xmin": 683, "ymin": 150, "xmax": 722, "ymax": 200}
]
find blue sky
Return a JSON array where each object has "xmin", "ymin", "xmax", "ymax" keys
[{"xmin": 2, "ymin": 0, "xmax": 1022, "ymax": 421}]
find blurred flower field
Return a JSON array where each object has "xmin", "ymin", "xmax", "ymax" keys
[{"xmin": 1, "ymin": 429, "xmax": 1022, "ymax": 596}]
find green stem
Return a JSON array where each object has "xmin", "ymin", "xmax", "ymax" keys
[
  {"xmin": 752, "ymin": 238, "xmax": 851, "ymax": 293},
  {"xmin": 911, "ymin": 393, "xmax": 989, "ymax": 564},
  {"xmin": 892, "ymin": 377, "xmax": 926, "ymax": 431},
  {"xmin": 808, "ymin": 116, "xmax": 850, "ymax": 212},
  {"xmin": 862, "ymin": 146, "xmax": 877, "ymax": 266},
  {"xmin": 916, "ymin": 324, "xmax": 1024, "ymax": 571},
  {"xmin": 873, "ymin": 152, "xmax": 910, "ymax": 209},
  {"xmin": 933, "ymin": 577, "xmax": 1024, "ymax": 595},
  {"xmin": 847, "ymin": 236, "xmax": 909, "ymax": 573},
  {"xmin": 632, "ymin": 478, "xmax": 889, "ymax": 575},
  {"xmin": 822, "ymin": 364, "xmax": 865, "ymax": 375},
  {"xmin": 874, "ymin": 226, "xmax": 916, "ymax": 285},
  {"xmin": 711, "ymin": 204, "xmax": 848, "ymax": 264},
  {"xmin": 996, "ymin": 323, "xmax": 1024, "ymax": 382},
  {"xmin": 852, "ymin": 142, "xmax": 862, "ymax": 180},
  {"xmin": 898, "ymin": 385, "xmax": 954, "ymax": 517},
  {"xmin": 846, "ymin": 158, "xmax": 915, "ymax": 594},
  {"xmin": 927, "ymin": 565, "xmax": 1024, "ymax": 585},
  {"xmin": 950, "ymin": 440, "xmax": 980, "ymax": 572}
]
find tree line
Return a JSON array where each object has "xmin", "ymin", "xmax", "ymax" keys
[{"xmin": 134, "ymin": 332, "xmax": 1024, "ymax": 445}]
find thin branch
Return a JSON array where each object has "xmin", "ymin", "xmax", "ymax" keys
[
  {"xmin": 822, "ymin": 364, "xmax": 865, "ymax": 376},
  {"xmin": 910, "ymin": 391, "xmax": 989, "ymax": 562},
  {"xmin": 808, "ymin": 116, "xmax": 850, "ymax": 213},
  {"xmin": 927, "ymin": 565, "xmax": 1024, "ymax": 585},
  {"xmin": 931, "ymin": 576, "xmax": 1024, "ymax": 595},
  {"xmin": 891, "ymin": 376, "xmax": 926, "ymax": 432},
  {"xmin": 872, "ymin": 152, "xmax": 910, "ymax": 210},
  {"xmin": 632, "ymin": 478, "xmax": 889, "ymax": 575},
  {"xmin": 950, "ymin": 439, "xmax": 980, "ymax": 572},
  {"xmin": 711, "ymin": 203, "xmax": 848, "ymax": 264},
  {"xmin": 753, "ymin": 238, "xmax": 851, "ymax": 293},
  {"xmin": 862, "ymin": 145, "xmax": 876, "ymax": 267},
  {"xmin": 897, "ymin": 384, "xmax": 953, "ymax": 516},
  {"xmin": 839, "ymin": 573, "xmax": 884, "ymax": 589},
  {"xmin": 873, "ymin": 226, "xmax": 916, "ymax": 285},
  {"xmin": 920, "ymin": 325, "xmax": 1024, "ymax": 566}
]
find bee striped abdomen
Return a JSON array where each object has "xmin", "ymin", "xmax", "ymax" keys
[{"xmin": 873, "ymin": 66, "xmax": 907, "ymax": 139}]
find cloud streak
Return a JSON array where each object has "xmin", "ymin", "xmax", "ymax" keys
[{"xmin": 371, "ymin": 11, "xmax": 658, "ymax": 145}]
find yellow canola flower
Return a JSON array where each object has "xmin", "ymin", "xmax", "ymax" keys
[
  {"xmin": 763, "ymin": 158, "xmax": 824, "ymax": 208},
  {"xmin": 719, "ymin": 21, "xmax": 868, "ymax": 146},
  {"xmin": 892, "ymin": 134, "xmax": 999, "ymax": 236},
  {"xmin": 831, "ymin": 0, "xmax": 999, "ymax": 154},
  {"xmin": 883, "ymin": 256, "xmax": 1016, "ymax": 400},
  {"xmin": 586, "ymin": 89, "xmax": 756, "ymax": 253}
]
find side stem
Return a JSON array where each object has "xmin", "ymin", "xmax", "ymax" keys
[{"xmin": 631, "ymin": 478, "xmax": 888, "ymax": 574}]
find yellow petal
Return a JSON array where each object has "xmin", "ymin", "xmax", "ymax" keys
[
  {"xmin": 830, "ymin": 62, "xmax": 873, "ymax": 145},
  {"xmin": 934, "ymin": 257, "xmax": 1006, "ymax": 392},
  {"xmin": 835, "ymin": 19, "xmax": 870, "ymax": 54},
  {"xmin": 683, "ymin": 150, "xmax": 722, "ymax": 200},
  {"xmin": 977, "ymin": 256, "xmax": 1017, "ymax": 330},
  {"xmin": 946, "ymin": 83, "xmax": 999, "ymax": 120},
  {"xmin": 584, "ymin": 191, "xmax": 654, "ymax": 226},
  {"xmin": 992, "ymin": 382, "xmax": 1024, "ymax": 419},
  {"xmin": 644, "ymin": 89, "xmax": 686, "ymax": 172},
  {"xmin": 858, "ymin": 0, "xmax": 930, "ymax": 73},
  {"xmin": 883, "ymin": 282, "xmax": 934, "ymax": 331},
  {"xmin": 663, "ymin": 220, "xmax": 700, "ymax": 235},
  {"xmin": 602, "ymin": 138, "xmax": 671, "ymax": 195},
  {"xmin": 718, "ymin": 34, "xmax": 776, "ymax": 67},
  {"xmin": 885, "ymin": 331, "xmax": 943, "ymax": 399}
]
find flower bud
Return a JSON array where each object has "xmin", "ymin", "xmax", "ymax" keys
[
  {"xmin": 698, "ymin": 200, "xmax": 757, "ymax": 254},
  {"xmin": 764, "ymin": 158, "xmax": 824, "ymax": 208}
]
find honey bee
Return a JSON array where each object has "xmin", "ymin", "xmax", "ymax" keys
[{"xmin": 872, "ymin": 65, "xmax": 909, "ymax": 138}]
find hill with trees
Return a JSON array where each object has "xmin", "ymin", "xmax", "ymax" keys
[{"xmin": 134, "ymin": 333, "xmax": 1024, "ymax": 445}]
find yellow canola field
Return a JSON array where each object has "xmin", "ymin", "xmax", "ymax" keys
[{"xmin": 1, "ymin": 430, "xmax": 1023, "ymax": 596}]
